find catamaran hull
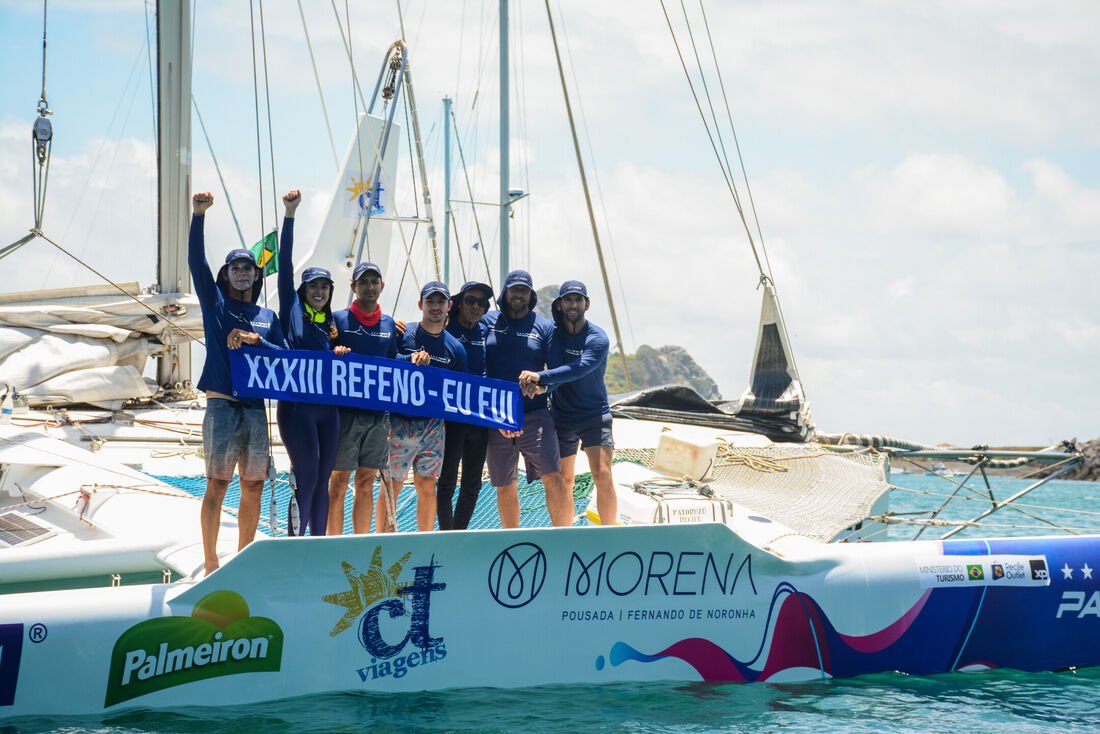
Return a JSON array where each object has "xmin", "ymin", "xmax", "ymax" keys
[{"xmin": 1, "ymin": 524, "xmax": 1097, "ymax": 716}]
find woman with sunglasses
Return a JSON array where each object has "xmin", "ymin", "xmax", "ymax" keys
[
  {"xmin": 437, "ymin": 281, "xmax": 493, "ymax": 529},
  {"xmin": 275, "ymin": 190, "xmax": 345, "ymax": 536}
]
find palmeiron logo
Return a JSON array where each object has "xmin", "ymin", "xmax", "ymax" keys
[{"xmin": 104, "ymin": 590, "xmax": 283, "ymax": 707}]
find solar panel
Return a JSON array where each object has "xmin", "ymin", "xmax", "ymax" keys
[{"xmin": 0, "ymin": 511, "xmax": 56, "ymax": 548}]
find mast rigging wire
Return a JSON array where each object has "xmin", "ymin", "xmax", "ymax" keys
[{"xmin": 297, "ymin": 0, "xmax": 340, "ymax": 170}]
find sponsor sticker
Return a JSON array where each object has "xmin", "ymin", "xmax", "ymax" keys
[
  {"xmin": 104, "ymin": 591, "xmax": 283, "ymax": 707},
  {"xmin": 916, "ymin": 555, "xmax": 1050, "ymax": 589}
]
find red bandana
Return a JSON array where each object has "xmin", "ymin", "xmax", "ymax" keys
[{"xmin": 350, "ymin": 301, "xmax": 381, "ymax": 327}]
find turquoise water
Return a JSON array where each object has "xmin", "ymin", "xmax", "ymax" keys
[{"xmin": 6, "ymin": 473, "xmax": 1098, "ymax": 733}]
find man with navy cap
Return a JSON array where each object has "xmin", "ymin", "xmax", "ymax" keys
[
  {"xmin": 483, "ymin": 270, "xmax": 573, "ymax": 527},
  {"xmin": 520, "ymin": 281, "xmax": 617, "ymax": 526},
  {"xmin": 327, "ymin": 261, "xmax": 399, "ymax": 534},
  {"xmin": 189, "ymin": 191, "xmax": 287, "ymax": 575},
  {"xmin": 388, "ymin": 281, "xmax": 468, "ymax": 531},
  {"xmin": 437, "ymin": 280, "xmax": 493, "ymax": 529}
]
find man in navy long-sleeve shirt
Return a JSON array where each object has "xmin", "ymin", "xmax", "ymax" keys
[
  {"xmin": 483, "ymin": 270, "xmax": 572, "ymax": 527},
  {"xmin": 520, "ymin": 281, "xmax": 617, "ymax": 526},
  {"xmin": 327, "ymin": 262, "xmax": 399, "ymax": 535},
  {"xmin": 189, "ymin": 191, "xmax": 286, "ymax": 575}
]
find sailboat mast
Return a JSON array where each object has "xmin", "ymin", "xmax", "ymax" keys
[
  {"xmin": 499, "ymin": 0, "xmax": 510, "ymax": 285},
  {"xmin": 155, "ymin": 0, "xmax": 192, "ymax": 387}
]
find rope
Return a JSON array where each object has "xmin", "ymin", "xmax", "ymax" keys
[
  {"xmin": 658, "ymin": 0, "xmax": 767, "ymax": 281},
  {"xmin": 193, "ymin": 96, "xmax": 247, "ymax": 248},
  {"xmin": 26, "ymin": 228, "xmax": 205, "ymax": 344},
  {"xmin": 257, "ymin": 0, "xmax": 281, "ymax": 238},
  {"xmin": 449, "ymin": 105, "xmax": 494, "ymax": 291},
  {"xmin": 297, "ymin": 0, "xmax": 340, "ymax": 170}
]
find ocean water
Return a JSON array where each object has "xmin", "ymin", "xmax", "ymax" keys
[{"xmin": 5, "ymin": 474, "xmax": 1097, "ymax": 733}]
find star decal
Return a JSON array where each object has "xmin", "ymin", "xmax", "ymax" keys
[
  {"xmin": 1083, "ymin": 563, "xmax": 1094, "ymax": 580},
  {"xmin": 1062, "ymin": 563, "xmax": 1074, "ymax": 580},
  {"xmin": 321, "ymin": 546, "xmax": 412, "ymax": 637}
]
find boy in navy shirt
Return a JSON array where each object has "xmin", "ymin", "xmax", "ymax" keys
[
  {"xmin": 520, "ymin": 281, "xmax": 617, "ymax": 526},
  {"xmin": 189, "ymin": 191, "xmax": 287, "ymax": 575},
  {"xmin": 327, "ymin": 262, "xmax": 399, "ymax": 534},
  {"xmin": 388, "ymin": 282, "xmax": 468, "ymax": 531}
]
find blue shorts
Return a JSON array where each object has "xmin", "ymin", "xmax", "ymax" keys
[
  {"xmin": 486, "ymin": 408, "xmax": 561, "ymax": 485},
  {"xmin": 555, "ymin": 411, "xmax": 614, "ymax": 458},
  {"xmin": 203, "ymin": 398, "xmax": 270, "ymax": 481}
]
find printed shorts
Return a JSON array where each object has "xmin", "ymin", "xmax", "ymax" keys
[
  {"xmin": 203, "ymin": 398, "xmax": 270, "ymax": 481},
  {"xmin": 486, "ymin": 408, "xmax": 561, "ymax": 485},
  {"xmin": 386, "ymin": 416, "xmax": 445, "ymax": 481},
  {"xmin": 555, "ymin": 411, "xmax": 614, "ymax": 458},
  {"xmin": 334, "ymin": 409, "xmax": 390, "ymax": 471}
]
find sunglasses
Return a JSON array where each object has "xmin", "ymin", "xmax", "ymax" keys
[{"xmin": 462, "ymin": 295, "xmax": 490, "ymax": 309}]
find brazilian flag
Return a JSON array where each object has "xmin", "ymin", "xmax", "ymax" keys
[
  {"xmin": 251, "ymin": 229, "xmax": 278, "ymax": 276},
  {"xmin": 967, "ymin": 564, "xmax": 984, "ymax": 581}
]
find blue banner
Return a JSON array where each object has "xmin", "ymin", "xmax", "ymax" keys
[{"xmin": 228, "ymin": 347, "xmax": 522, "ymax": 430}]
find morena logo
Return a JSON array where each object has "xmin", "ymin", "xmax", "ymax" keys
[{"xmin": 487, "ymin": 542, "xmax": 547, "ymax": 608}]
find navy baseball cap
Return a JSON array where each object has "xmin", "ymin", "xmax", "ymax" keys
[
  {"xmin": 558, "ymin": 280, "xmax": 588, "ymax": 299},
  {"xmin": 457, "ymin": 281, "xmax": 493, "ymax": 300},
  {"xmin": 420, "ymin": 281, "xmax": 450, "ymax": 300},
  {"xmin": 225, "ymin": 248, "xmax": 258, "ymax": 266},
  {"xmin": 502, "ymin": 270, "xmax": 533, "ymax": 291},
  {"xmin": 352, "ymin": 262, "xmax": 383, "ymax": 280},
  {"xmin": 300, "ymin": 266, "xmax": 333, "ymax": 285},
  {"xmin": 498, "ymin": 269, "xmax": 537, "ymax": 310}
]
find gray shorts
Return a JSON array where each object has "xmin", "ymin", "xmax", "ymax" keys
[
  {"xmin": 555, "ymin": 411, "xmax": 614, "ymax": 458},
  {"xmin": 386, "ymin": 416, "xmax": 445, "ymax": 481},
  {"xmin": 203, "ymin": 398, "xmax": 270, "ymax": 481},
  {"xmin": 486, "ymin": 408, "xmax": 560, "ymax": 485},
  {"xmin": 334, "ymin": 409, "xmax": 391, "ymax": 471}
]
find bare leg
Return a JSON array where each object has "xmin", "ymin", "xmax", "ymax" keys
[
  {"xmin": 413, "ymin": 474, "xmax": 438, "ymax": 531},
  {"xmin": 559, "ymin": 454, "xmax": 578, "ymax": 492},
  {"xmin": 496, "ymin": 481, "xmax": 520, "ymax": 528},
  {"xmin": 201, "ymin": 478, "xmax": 229, "ymax": 575},
  {"xmin": 540, "ymin": 471, "xmax": 574, "ymax": 527},
  {"xmin": 327, "ymin": 470, "xmax": 351, "ymax": 535},
  {"xmin": 352, "ymin": 468, "xmax": 379, "ymax": 534},
  {"xmin": 584, "ymin": 445, "xmax": 617, "ymax": 525},
  {"xmin": 237, "ymin": 479, "xmax": 265, "ymax": 550}
]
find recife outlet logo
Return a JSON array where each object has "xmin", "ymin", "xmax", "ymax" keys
[{"xmin": 323, "ymin": 546, "xmax": 447, "ymax": 683}]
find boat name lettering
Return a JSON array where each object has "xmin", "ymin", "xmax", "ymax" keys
[
  {"xmin": 1056, "ymin": 591, "xmax": 1100, "ymax": 619},
  {"xmin": 564, "ymin": 551, "xmax": 755, "ymax": 598}
]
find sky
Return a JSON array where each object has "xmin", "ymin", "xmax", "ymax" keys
[{"xmin": 1, "ymin": 0, "xmax": 1098, "ymax": 446}]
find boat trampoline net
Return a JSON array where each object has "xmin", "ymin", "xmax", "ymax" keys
[{"xmin": 613, "ymin": 444, "xmax": 890, "ymax": 543}]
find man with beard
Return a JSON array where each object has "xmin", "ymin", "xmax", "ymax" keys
[
  {"xmin": 189, "ymin": 191, "xmax": 287, "ymax": 575},
  {"xmin": 328, "ymin": 262, "xmax": 399, "ymax": 534},
  {"xmin": 483, "ymin": 270, "xmax": 573, "ymax": 527},
  {"xmin": 520, "ymin": 281, "xmax": 617, "ymax": 526}
]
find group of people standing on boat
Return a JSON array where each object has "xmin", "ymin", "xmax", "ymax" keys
[{"xmin": 189, "ymin": 190, "xmax": 618, "ymax": 574}]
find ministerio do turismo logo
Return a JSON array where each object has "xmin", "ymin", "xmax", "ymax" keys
[{"xmin": 104, "ymin": 590, "xmax": 283, "ymax": 707}]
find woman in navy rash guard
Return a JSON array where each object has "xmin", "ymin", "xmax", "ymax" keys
[{"xmin": 275, "ymin": 190, "xmax": 345, "ymax": 535}]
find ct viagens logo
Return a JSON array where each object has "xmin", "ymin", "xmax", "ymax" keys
[
  {"xmin": 104, "ymin": 590, "xmax": 283, "ymax": 707},
  {"xmin": 323, "ymin": 546, "xmax": 446, "ymax": 683}
]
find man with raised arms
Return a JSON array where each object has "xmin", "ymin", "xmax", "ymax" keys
[
  {"xmin": 189, "ymin": 191, "xmax": 287, "ymax": 575},
  {"xmin": 327, "ymin": 262, "xmax": 399, "ymax": 534},
  {"xmin": 389, "ymin": 281, "xmax": 468, "ymax": 531},
  {"xmin": 520, "ymin": 281, "xmax": 618, "ymax": 526},
  {"xmin": 483, "ymin": 270, "xmax": 573, "ymax": 527}
]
